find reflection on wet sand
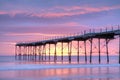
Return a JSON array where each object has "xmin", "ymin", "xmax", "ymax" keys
[{"xmin": 0, "ymin": 66, "xmax": 120, "ymax": 80}]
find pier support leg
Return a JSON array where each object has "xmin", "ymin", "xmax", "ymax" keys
[
  {"xmin": 31, "ymin": 46, "xmax": 33, "ymax": 60},
  {"xmin": 54, "ymin": 43, "xmax": 57, "ymax": 62},
  {"xmin": 49, "ymin": 44, "xmax": 51, "ymax": 62},
  {"xmin": 26, "ymin": 46, "xmax": 27, "ymax": 60},
  {"xmin": 25, "ymin": 46, "xmax": 28, "ymax": 60},
  {"xmin": 32, "ymin": 46, "xmax": 34, "ymax": 60},
  {"xmin": 68, "ymin": 42, "xmax": 70, "ymax": 63},
  {"xmin": 106, "ymin": 39, "xmax": 109, "ymax": 64},
  {"xmin": 69, "ymin": 42, "xmax": 72, "ymax": 63},
  {"xmin": 28, "ymin": 46, "xmax": 30, "ymax": 60},
  {"xmin": 35, "ymin": 46, "xmax": 37, "ymax": 61},
  {"xmin": 119, "ymin": 35, "xmax": 120, "ymax": 64},
  {"xmin": 77, "ymin": 41, "xmax": 79, "ymax": 63},
  {"xmin": 23, "ymin": 46, "xmax": 26, "ymax": 60},
  {"xmin": 24, "ymin": 46, "xmax": 27, "ymax": 60},
  {"xmin": 61, "ymin": 42, "xmax": 63, "ymax": 62},
  {"xmin": 19, "ymin": 46, "xmax": 21, "ymax": 60},
  {"xmin": 42, "ymin": 46, "xmax": 44, "ymax": 61},
  {"xmin": 15, "ymin": 46, "xmax": 17, "ymax": 60},
  {"xmin": 84, "ymin": 41, "xmax": 87, "ymax": 63},
  {"xmin": 98, "ymin": 38, "xmax": 101, "ymax": 64},
  {"xmin": 27, "ymin": 46, "xmax": 28, "ymax": 60},
  {"xmin": 29, "ymin": 46, "xmax": 31, "ymax": 60},
  {"xmin": 39, "ymin": 46, "xmax": 41, "ymax": 61},
  {"xmin": 44, "ymin": 45, "xmax": 46, "ymax": 61},
  {"xmin": 42, "ymin": 45, "xmax": 45, "ymax": 61},
  {"xmin": 89, "ymin": 39, "xmax": 93, "ymax": 63},
  {"xmin": 26, "ymin": 46, "xmax": 28, "ymax": 60}
]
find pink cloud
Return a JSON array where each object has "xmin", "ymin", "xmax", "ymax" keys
[
  {"xmin": 0, "ymin": 11, "xmax": 7, "ymax": 15},
  {"xmin": 55, "ymin": 5, "xmax": 120, "ymax": 12},
  {"xmin": 49, "ymin": 22, "xmax": 84, "ymax": 27},
  {"xmin": 4, "ymin": 32, "xmax": 65, "ymax": 37},
  {"xmin": 0, "ymin": 5, "xmax": 120, "ymax": 18},
  {"xmin": 31, "ymin": 5, "xmax": 120, "ymax": 18},
  {"xmin": 0, "ymin": 42, "xmax": 16, "ymax": 45},
  {"xmin": 63, "ymin": 22, "xmax": 80, "ymax": 26},
  {"xmin": 0, "ymin": 10, "xmax": 29, "ymax": 17}
]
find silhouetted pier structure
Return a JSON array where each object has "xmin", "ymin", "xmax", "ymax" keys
[{"xmin": 15, "ymin": 26, "xmax": 120, "ymax": 64}]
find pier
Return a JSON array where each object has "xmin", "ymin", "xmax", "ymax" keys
[{"xmin": 15, "ymin": 26, "xmax": 120, "ymax": 64}]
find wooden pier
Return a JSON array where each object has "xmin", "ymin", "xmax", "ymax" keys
[{"xmin": 15, "ymin": 27, "xmax": 120, "ymax": 64}]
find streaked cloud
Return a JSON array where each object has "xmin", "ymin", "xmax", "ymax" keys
[
  {"xmin": 35, "ymin": 5, "xmax": 120, "ymax": 18},
  {"xmin": 0, "ymin": 5, "xmax": 120, "ymax": 18},
  {"xmin": 0, "ymin": 42, "xmax": 16, "ymax": 45},
  {"xmin": 4, "ymin": 32, "xmax": 64, "ymax": 37}
]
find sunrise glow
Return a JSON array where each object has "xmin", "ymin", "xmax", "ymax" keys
[{"xmin": 0, "ymin": 0, "xmax": 120, "ymax": 56}]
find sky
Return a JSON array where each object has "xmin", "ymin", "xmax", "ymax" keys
[{"xmin": 0, "ymin": 0, "xmax": 120, "ymax": 56}]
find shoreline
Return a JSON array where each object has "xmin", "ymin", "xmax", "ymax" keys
[{"xmin": 0, "ymin": 63, "xmax": 120, "ymax": 71}]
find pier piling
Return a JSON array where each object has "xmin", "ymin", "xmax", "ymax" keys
[
  {"xmin": 98, "ymin": 38, "xmax": 101, "ymax": 64},
  {"xmin": 77, "ymin": 40, "xmax": 80, "ymax": 63},
  {"xmin": 89, "ymin": 38, "xmax": 93, "ymax": 63},
  {"xmin": 84, "ymin": 41, "xmax": 87, "ymax": 63},
  {"xmin": 61, "ymin": 42, "xmax": 63, "ymax": 62}
]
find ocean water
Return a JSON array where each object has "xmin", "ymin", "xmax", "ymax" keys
[{"xmin": 0, "ymin": 56, "xmax": 120, "ymax": 80}]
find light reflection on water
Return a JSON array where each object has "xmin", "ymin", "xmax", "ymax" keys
[
  {"xmin": 0, "ymin": 66, "xmax": 120, "ymax": 80},
  {"xmin": 0, "ymin": 56, "xmax": 120, "ymax": 80}
]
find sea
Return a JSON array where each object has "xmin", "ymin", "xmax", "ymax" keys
[{"xmin": 0, "ymin": 56, "xmax": 120, "ymax": 80}]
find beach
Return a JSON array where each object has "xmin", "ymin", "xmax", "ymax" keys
[{"xmin": 0, "ymin": 56, "xmax": 120, "ymax": 80}]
